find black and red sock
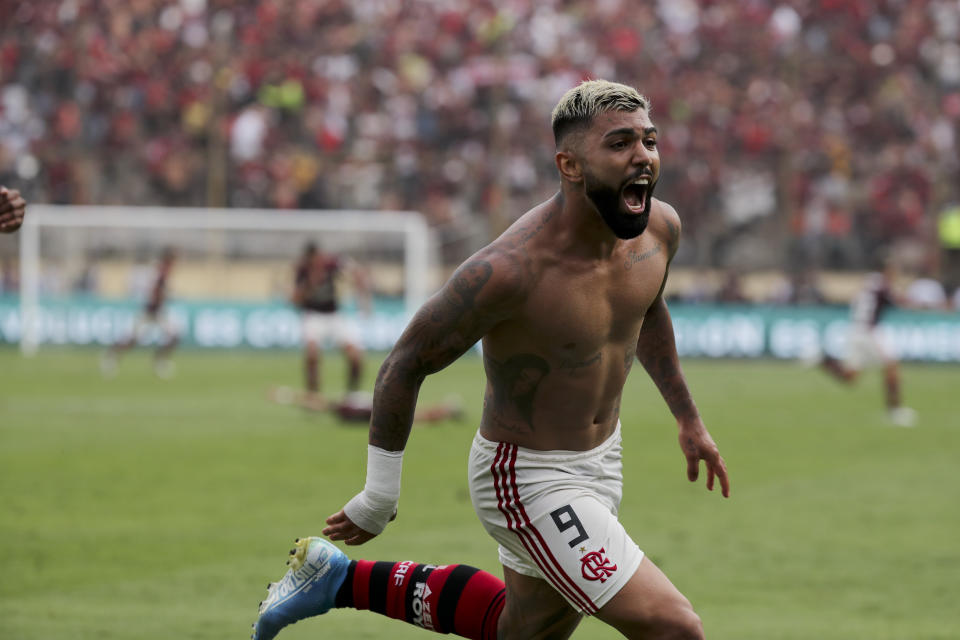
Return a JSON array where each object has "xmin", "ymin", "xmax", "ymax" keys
[{"xmin": 334, "ymin": 560, "xmax": 505, "ymax": 640}]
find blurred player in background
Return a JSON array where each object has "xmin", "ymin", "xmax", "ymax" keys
[
  {"xmin": 291, "ymin": 241, "xmax": 367, "ymax": 410},
  {"xmin": 0, "ymin": 186, "xmax": 26, "ymax": 233},
  {"xmin": 100, "ymin": 247, "xmax": 179, "ymax": 378},
  {"xmin": 254, "ymin": 80, "xmax": 728, "ymax": 640},
  {"xmin": 330, "ymin": 391, "xmax": 462, "ymax": 425},
  {"xmin": 813, "ymin": 256, "xmax": 918, "ymax": 427}
]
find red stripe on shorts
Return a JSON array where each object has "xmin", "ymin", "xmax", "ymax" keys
[
  {"xmin": 492, "ymin": 443, "xmax": 595, "ymax": 613},
  {"xmin": 505, "ymin": 444, "xmax": 598, "ymax": 614}
]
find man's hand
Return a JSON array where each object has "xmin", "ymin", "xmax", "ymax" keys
[
  {"xmin": 323, "ymin": 509, "xmax": 392, "ymax": 546},
  {"xmin": 678, "ymin": 420, "xmax": 730, "ymax": 498},
  {"xmin": 0, "ymin": 187, "xmax": 26, "ymax": 234}
]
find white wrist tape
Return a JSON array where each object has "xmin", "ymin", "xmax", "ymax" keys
[{"xmin": 342, "ymin": 445, "xmax": 403, "ymax": 535}]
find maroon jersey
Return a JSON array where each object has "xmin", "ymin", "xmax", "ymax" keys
[
  {"xmin": 850, "ymin": 272, "xmax": 894, "ymax": 327},
  {"xmin": 145, "ymin": 264, "xmax": 172, "ymax": 316},
  {"xmin": 295, "ymin": 254, "xmax": 340, "ymax": 313}
]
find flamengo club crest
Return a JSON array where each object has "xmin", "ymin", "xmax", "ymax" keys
[{"xmin": 580, "ymin": 547, "xmax": 618, "ymax": 583}]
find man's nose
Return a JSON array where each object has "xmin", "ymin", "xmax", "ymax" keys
[{"xmin": 631, "ymin": 142, "xmax": 654, "ymax": 166}]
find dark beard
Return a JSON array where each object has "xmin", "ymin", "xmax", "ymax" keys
[{"xmin": 583, "ymin": 171, "xmax": 653, "ymax": 239}]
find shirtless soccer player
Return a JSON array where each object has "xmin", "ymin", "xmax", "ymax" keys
[{"xmin": 253, "ymin": 80, "xmax": 730, "ymax": 640}]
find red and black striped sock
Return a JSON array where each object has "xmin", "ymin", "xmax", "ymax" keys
[{"xmin": 333, "ymin": 560, "xmax": 505, "ymax": 640}]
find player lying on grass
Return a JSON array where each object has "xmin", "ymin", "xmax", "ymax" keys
[{"xmin": 269, "ymin": 387, "xmax": 463, "ymax": 425}]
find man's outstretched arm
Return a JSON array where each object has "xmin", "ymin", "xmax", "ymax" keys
[
  {"xmin": 0, "ymin": 187, "xmax": 26, "ymax": 234},
  {"xmin": 323, "ymin": 252, "xmax": 524, "ymax": 544},
  {"xmin": 635, "ymin": 295, "xmax": 730, "ymax": 498}
]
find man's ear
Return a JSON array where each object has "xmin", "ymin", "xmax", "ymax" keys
[{"xmin": 555, "ymin": 150, "xmax": 582, "ymax": 183}]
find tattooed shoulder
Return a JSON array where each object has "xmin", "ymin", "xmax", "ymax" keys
[
  {"xmin": 505, "ymin": 206, "xmax": 557, "ymax": 247},
  {"xmin": 426, "ymin": 258, "xmax": 490, "ymax": 321},
  {"xmin": 665, "ymin": 218, "xmax": 679, "ymax": 249},
  {"xmin": 655, "ymin": 201, "xmax": 681, "ymax": 256},
  {"xmin": 450, "ymin": 260, "xmax": 493, "ymax": 307}
]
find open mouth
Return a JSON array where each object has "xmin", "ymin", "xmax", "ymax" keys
[{"xmin": 622, "ymin": 177, "xmax": 651, "ymax": 214}]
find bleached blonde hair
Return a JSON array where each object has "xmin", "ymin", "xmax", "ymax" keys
[{"xmin": 551, "ymin": 80, "xmax": 651, "ymax": 148}]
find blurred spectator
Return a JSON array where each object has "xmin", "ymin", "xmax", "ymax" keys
[
  {"xmin": 771, "ymin": 268, "xmax": 827, "ymax": 306},
  {"xmin": 715, "ymin": 269, "xmax": 750, "ymax": 304},
  {"xmin": 71, "ymin": 258, "xmax": 99, "ymax": 294},
  {"xmin": 939, "ymin": 202, "xmax": 960, "ymax": 291},
  {"xmin": 0, "ymin": 257, "xmax": 18, "ymax": 294},
  {"xmin": 905, "ymin": 272, "xmax": 949, "ymax": 310},
  {"xmin": 2, "ymin": 0, "xmax": 958, "ymax": 270}
]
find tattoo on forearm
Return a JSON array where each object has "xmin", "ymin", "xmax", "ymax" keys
[
  {"xmin": 638, "ymin": 303, "xmax": 697, "ymax": 421},
  {"xmin": 652, "ymin": 354, "xmax": 696, "ymax": 419}
]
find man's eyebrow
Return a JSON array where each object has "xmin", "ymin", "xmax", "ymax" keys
[{"xmin": 602, "ymin": 126, "xmax": 658, "ymax": 139}]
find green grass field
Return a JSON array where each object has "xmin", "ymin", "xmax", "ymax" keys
[{"xmin": 1, "ymin": 348, "xmax": 957, "ymax": 639}]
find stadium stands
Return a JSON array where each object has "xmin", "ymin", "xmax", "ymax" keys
[{"xmin": 1, "ymin": 0, "xmax": 957, "ymax": 275}]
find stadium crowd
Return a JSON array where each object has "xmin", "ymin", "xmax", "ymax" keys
[{"xmin": 1, "ymin": 0, "xmax": 959, "ymax": 279}]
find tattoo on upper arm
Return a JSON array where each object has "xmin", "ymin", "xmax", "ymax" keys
[
  {"xmin": 434, "ymin": 260, "xmax": 493, "ymax": 320},
  {"xmin": 483, "ymin": 352, "xmax": 551, "ymax": 431},
  {"xmin": 369, "ymin": 258, "xmax": 496, "ymax": 448},
  {"xmin": 664, "ymin": 218, "xmax": 679, "ymax": 256},
  {"xmin": 405, "ymin": 258, "xmax": 495, "ymax": 370}
]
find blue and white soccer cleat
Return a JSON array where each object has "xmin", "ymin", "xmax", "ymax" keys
[{"xmin": 252, "ymin": 537, "xmax": 350, "ymax": 640}]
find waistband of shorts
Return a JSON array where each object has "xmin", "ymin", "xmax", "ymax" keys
[{"xmin": 472, "ymin": 422, "xmax": 621, "ymax": 463}]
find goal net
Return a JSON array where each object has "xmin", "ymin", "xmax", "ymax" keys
[{"xmin": 8, "ymin": 205, "xmax": 436, "ymax": 354}]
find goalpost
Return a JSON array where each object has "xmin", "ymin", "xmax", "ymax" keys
[{"xmin": 17, "ymin": 205, "xmax": 435, "ymax": 355}]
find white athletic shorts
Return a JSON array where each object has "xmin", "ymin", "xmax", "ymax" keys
[
  {"xmin": 301, "ymin": 311, "xmax": 360, "ymax": 348},
  {"xmin": 845, "ymin": 324, "xmax": 891, "ymax": 370},
  {"xmin": 468, "ymin": 423, "xmax": 644, "ymax": 615}
]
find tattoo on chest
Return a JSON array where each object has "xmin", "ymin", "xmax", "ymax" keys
[
  {"xmin": 623, "ymin": 346, "xmax": 635, "ymax": 375},
  {"xmin": 623, "ymin": 245, "xmax": 662, "ymax": 270},
  {"xmin": 484, "ymin": 352, "xmax": 551, "ymax": 431},
  {"xmin": 558, "ymin": 351, "xmax": 602, "ymax": 375}
]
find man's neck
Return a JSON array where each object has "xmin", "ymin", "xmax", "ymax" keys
[{"xmin": 556, "ymin": 186, "xmax": 624, "ymax": 260}]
